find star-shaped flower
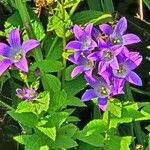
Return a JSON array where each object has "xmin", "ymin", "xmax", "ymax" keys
[
  {"xmin": 99, "ymin": 17, "xmax": 141, "ymax": 46},
  {"xmin": 81, "ymin": 75, "xmax": 112, "ymax": 111},
  {"xmin": 0, "ymin": 28, "xmax": 39, "ymax": 76},
  {"xmin": 66, "ymin": 24, "xmax": 97, "ymax": 60}
]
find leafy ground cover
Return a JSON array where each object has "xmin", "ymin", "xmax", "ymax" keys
[{"xmin": 0, "ymin": 0, "xmax": 150, "ymax": 150}]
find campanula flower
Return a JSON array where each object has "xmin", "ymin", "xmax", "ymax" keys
[
  {"xmin": 16, "ymin": 88, "xmax": 37, "ymax": 102},
  {"xmin": 0, "ymin": 28, "xmax": 39, "ymax": 76},
  {"xmin": 69, "ymin": 54, "xmax": 95, "ymax": 78},
  {"xmin": 112, "ymin": 51, "xmax": 143, "ymax": 86},
  {"xmin": 88, "ymin": 39, "xmax": 122, "ymax": 74},
  {"xmin": 81, "ymin": 75, "xmax": 112, "ymax": 111},
  {"xmin": 66, "ymin": 24, "xmax": 97, "ymax": 60},
  {"xmin": 99, "ymin": 17, "xmax": 141, "ymax": 46}
]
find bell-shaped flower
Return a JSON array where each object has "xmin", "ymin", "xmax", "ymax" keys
[
  {"xmin": 99, "ymin": 17, "xmax": 141, "ymax": 46},
  {"xmin": 66, "ymin": 24, "xmax": 97, "ymax": 60},
  {"xmin": 0, "ymin": 28, "xmax": 39, "ymax": 76},
  {"xmin": 81, "ymin": 75, "xmax": 112, "ymax": 111}
]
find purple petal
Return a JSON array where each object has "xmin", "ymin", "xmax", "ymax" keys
[
  {"xmin": 14, "ymin": 57, "xmax": 28, "ymax": 72},
  {"xmin": 68, "ymin": 54, "xmax": 77, "ymax": 64},
  {"xmin": 99, "ymin": 24, "xmax": 113, "ymax": 35},
  {"xmin": 81, "ymin": 89, "xmax": 97, "ymax": 101},
  {"xmin": 8, "ymin": 28, "xmax": 21, "ymax": 48},
  {"xmin": 112, "ymin": 45, "xmax": 123, "ymax": 56},
  {"xmin": 85, "ymin": 68, "xmax": 93, "ymax": 78},
  {"xmin": 74, "ymin": 51, "xmax": 81, "ymax": 61},
  {"xmin": 91, "ymin": 39, "xmax": 97, "ymax": 48},
  {"xmin": 92, "ymin": 27, "xmax": 100, "ymax": 39},
  {"xmin": 0, "ymin": 43, "xmax": 10, "ymax": 57},
  {"xmin": 98, "ymin": 38, "xmax": 108, "ymax": 48},
  {"xmin": 73, "ymin": 25, "xmax": 84, "ymax": 40},
  {"xmin": 114, "ymin": 17, "xmax": 127, "ymax": 35},
  {"xmin": 85, "ymin": 23, "xmax": 93, "ymax": 36},
  {"xmin": 84, "ymin": 75, "xmax": 99, "ymax": 88},
  {"xmin": 110, "ymin": 56, "xmax": 119, "ymax": 69},
  {"xmin": 88, "ymin": 52, "xmax": 100, "ymax": 61},
  {"xmin": 22, "ymin": 39, "xmax": 40, "ymax": 54},
  {"xmin": 112, "ymin": 78, "xmax": 125, "ymax": 95},
  {"xmin": 126, "ymin": 71, "xmax": 142, "ymax": 86},
  {"xmin": 66, "ymin": 41, "xmax": 82, "ymax": 50},
  {"xmin": 98, "ymin": 97, "xmax": 108, "ymax": 111},
  {"xmin": 123, "ymin": 34, "xmax": 141, "ymax": 45},
  {"xmin": 71, "ymin": 66, "xmax": 84, "ymax": 78},
  {"xmin": 0, "ymin": 59, "xmax": 12, "ymax": 76},
  {"xmin": 98, "ymin": 61, "xmax": 107, "ymax": 74}
]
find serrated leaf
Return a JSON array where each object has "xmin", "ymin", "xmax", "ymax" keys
[
  {"xmin": 45, "ymin": 112, "xmax": 69, "ymax": 128},
  {"xmin": 54, "ymin": 135, "xmax": 78, "ymax": 148},
  {"xmin": 58, "ymin": 124, "xmax": 78, "ymax": 138},
  {"xmin": 77, "ymin": 131, "xmax": 104, "ymax": 147},
  {"xmin": 64, "ymin": 75, "xmax": 87, "ymax": 96},
  {"xmin": 105, "ymin": 136, "xmax": 133, "ymax": 150},
  {"xmin": 16, "ymin": 92, "xmax": 50, "ymax": 115},
  {"xmin": 37, "ymin": 127, "xmax": 56, "ymax": 141},
  {"xmin": 30, "ymin": 59, "xmax": 64, "ymax": 73},
  {"xmin": 8, "ymin": 111, "xmax": 38, "ymax": 127},
  {"xmin": 83, "ymin": 119, "xmax": 107, "ymax": 136},
  {"xmin": 108, "ymin": 98, "xmax": 122, "ymax": 118},
  {"xmin": 42, "ymin": 74, "xmax": 61, "ymax": 94},
  {"xmin": 67, "ymin": 96, "xmax": 86, "ymax": 107}
]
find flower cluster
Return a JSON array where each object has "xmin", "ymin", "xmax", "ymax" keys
[
  {"xmin": 16, "ymin": 88, "xmax": 37, "ymax": 102},
  {"xmin": 66, "ymin": 17, "xmax": 142, "ymax": 111}
]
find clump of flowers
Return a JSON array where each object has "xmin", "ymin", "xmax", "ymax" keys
[
  {"xmin": 16, "ymin": 88, "xmax": 37, "ymax": 102},
  {"xmin": 66, "ymin": 17, "xmax": 142, "ymax": 111},
  {"xmin": 0, "ymin": 28, "xmax": 39, "ymax": 76}
]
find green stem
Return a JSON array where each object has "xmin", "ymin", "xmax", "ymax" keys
[
  {"xmin": 61, "ymin": 0, "xmax": 67, "ymax": 87},
  {"xmin": 46, "ymin": 36, "xmax": 59, "ymax": 59},
  {"xmin": 15, "ymin": 0, "xmax": 43, "ymax": 62},
  {"xmin": 0, "ymin": 100, "xmax": 14, "ymax": 110},
  {"xmin": 124, "ymin": 84, "xmax": 146, "ymax": 148},
  {"xmin": 69, "ymin": 0, "xmax": 80, "ymax": 16}
]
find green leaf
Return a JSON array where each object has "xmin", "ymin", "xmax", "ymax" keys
[
  {"xmin": 40, "ymin": 145, "xmax": 49, "ymax": 150},
  {"xmin": 77, "ymin": 131, "xmax": 104, "ymax": 147},
  {"xmin": 64, "ymin": 75, "xmax": 87, "ymax": 96},
  {"xmin": 105, "ymin": 136, "xmax": 133, "ymax": 150},
  {"xmin": 43, "ymin": 35, "xmax": 63, "ymax": 60},
  {"xmin": 54, "ymin": 135, "xmax": 78, "ymax": 149},
  {"xmin": 144, "ymin": 0, "xmax": 150, "ymax": 10},
  {"xmin": 16, "ymin": 92, "xmax": 50, "ymax": 115},
  {"xmin": 8, "ymin": 111, "xmax": 38, "ymax": 127},
  {"xmin": 49, "ymin": 90, "xmax": 68, "ymax": 111},
  {"xmin": 37, "ymin": 127, "xmax": 56, "ymax": 141},
  {"xmin": 82, "ymin": 119, "xmax": 107, "ymax": 136},
  {"xmin": 42, "ymin": 74, "xmax": 61, "ymax": 94},
  {"xmin": 65, "ymin": 64, "xmax": 75, "ymax": 81},
  {"xmin": 66, "ymin": 116, "xmax": 80, "ymax": 123},
  {"xmin": 78, "ymin": 142, "xmax": 100, "ymax": 150},
  {"xmin": 145, "ymin": 125, "xmax": 150, "ymax": 131},
  {"xmin": 67, "ymin": 96, "xmax": 86, "ymax": 107},
  {"xmin": 71, "ymin": 10, "xmax": 112, "ymax": 25},
  {"xmin": 108, "ymin": 98, "xmax": 122, "ymax": 118},
  {"xmin": 58, "ymin": 124, "xmax": 78, "ymax": 138},
  {"xmin": 14, "ymin": 135, "xmax": 30, "ymax": 145},
  {"xmin": 45, "ymin": 112, "xmax": 69, "ymax": 128},
  {"xmin": 30, "ymin": 59, "xmax": 64, "ymax": 73}
]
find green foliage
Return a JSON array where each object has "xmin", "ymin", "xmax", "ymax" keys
[
  {"xmin": 144, "ymin": 0, "xmax": 150, "ymax": 10},
  {"xmin": 71, "ymin": 10, "xmax": 112, "ymax": 25}
]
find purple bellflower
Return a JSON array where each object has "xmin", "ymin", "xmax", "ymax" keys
[
  {"xmin": 69, "ymin": 54, "xmax": 95, "ymax": 78},
  {"xmin": 16, "ymin": 88, "xmax": 37, "ymax": 102},
  {"xmin": 0, "ymin": 28, "xmax": 39, "ymax": 76},
  {"xmin": 112, "ymin": 51, "xmax": 143, "ymax": 86},
  {"xmin": 81, "ymin": 75, "xmax": 112, "ymax": 111},
  {"xmin": 88, "ymin": 39, "xmax": 122, "ymax": 74},
  {"xmin": 66, "ymin": 24, "xmax": 97, "ymax": 60},
  {"xmin": 99, "ymin": 17, "xmax": 141, "ymax": 46}
]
